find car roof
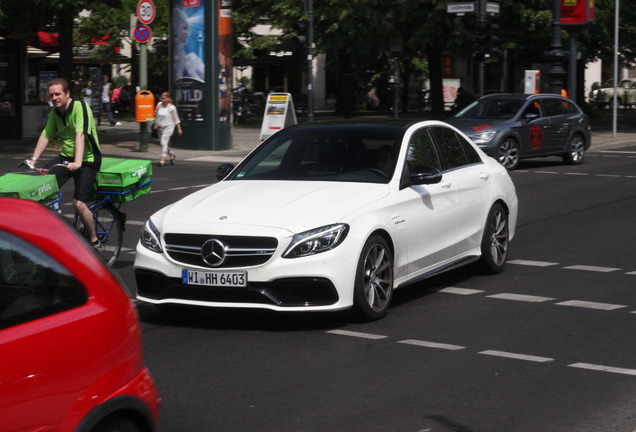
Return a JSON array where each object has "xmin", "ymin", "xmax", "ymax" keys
[
  {"xmin": 282, "ymin": 118, "xmax": 421, "ymax": 133},
  {"xmin": 479, "ymin": 93, "xmax": 571, "ymax": 102}
]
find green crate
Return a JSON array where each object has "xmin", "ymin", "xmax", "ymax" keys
[
  {"xmin": 96, "ymin": 158, "xmax": 152, "ymax": 189},
  {"xmin": 0, "ymin": 173, "xmax": 59, "ymax": 201},
  {"xmin": 93, "ymin": 180, "xmax": 152, "ymax": 203}
]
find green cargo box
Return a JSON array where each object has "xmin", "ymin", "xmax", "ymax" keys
[
  {"xmin": 94, "ymin": 157, "xmax": 152, "ymax": 203},
  {"xmin": 0, "ymin": 173, "xmax": 59, "ymax": 201},
  {"xmin": 97, "ymin": 158, "xmax": 152, "ymax": 189},
  {"xmin": 93, "ymin": 180, "xmax": 152, "ymax": 203}
]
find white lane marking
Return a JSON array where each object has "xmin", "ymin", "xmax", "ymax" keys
[
  {"xmin": 439, "ymin": 287, "xmax": 484, "ymax": 295},
  {"xmin": 478, "ymin": 350, "xmax": 554, "ymax": 363},
  {"xmin": 536, "ymin": 171, "xmax": 560, "ymax": 175},
  {"xmin": 564, "ymin": 172, "xmax": 590, "ymax": 176},
  {"xmin": 487, "ymin": 293, "xmax": 556, "ymax": 303},
  {"xmin": 563, "ymin": 265, "xmax": 621, "ymax": 273},
  {"xmin": 508, "ymin": 259, "xmax": 558, "ymax": 267},
  {"xmin": 127, "ymin": 220, "xmax": 145, "ymax": 226},
  {"xmin": 327, "ymin": 330, "xmax": 388, "ymax": 340},
  {"xmin": 398, "ymin": 339, "xmax": 466, "ymax": 351},
  {"xmin": 594, "ymin": 174, "xmax": 622, "ymax": 178},
  {"xmin": 569, "ymin": 363, "xmax": 636, "ymax": 377},
  {"xmin": 168, "ymin": 186, "xmax": 190, "ymax": 191},
  {"xmin": 625, "ymin": 271, "xmax": 636, "ymax": 276},
  {"xmin": 598, "ymin": 150, "xmax": 636, "ymax": 154},
  {"xmin": 556, "ymin": 300, "xmax": 627, "ymax": 311}
]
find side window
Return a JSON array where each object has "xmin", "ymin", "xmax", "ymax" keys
[
  {"xmin": 542, "ymin": 98, "xmax": 566, "ymax": 116},
  {"xmin": 0, "ymin": 231, "xmax": 87, "ymax": 330},
  {"xmin": 562, "ymin": 100, "xmax": 579, "ymax": 114},
  {"xmin": 455, "ymin": 132, "xmax": 482, "ymax": 165},
  {"xmin": 523, "ymin": 101, "xmax": 541, "ymax": 118},
  {"xmin": 428, "ymin": 126, "xmax": 468, "ymax": 170},
  {"xmin": 406, "ymin": 128, "xmax": 441, "ymax": 171}
]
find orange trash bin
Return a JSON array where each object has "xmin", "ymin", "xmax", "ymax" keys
[{"xmin": 135, "ymin": 91, "xmax": 155, "ymax": 122}]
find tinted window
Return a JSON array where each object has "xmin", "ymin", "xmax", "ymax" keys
[
  {"xmin": 522, "ymin": 100, "xmax": 541, "ymax": 117},
  {"xmin": 406, "ymin": 128, "xmax": 441, "ymax": 171},
  {"xmin": 0, "ymin": 231, "xmax": 87, "ymax": 330},
  {"xmin": 455, "ymin": 132, "xmax": 482, "ymax": 165},
  {"xmin": 429, "ymin": 126, "xmax": 469, "ymax": 170},
  {"xmin": 232, "ymin": 126, "xmax": 402, "ymax": 183},
  {"xmin": 542, "ymin": 98, "xmax": 566, "ymax": 116}
]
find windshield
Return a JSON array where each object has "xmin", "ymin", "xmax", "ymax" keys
[
  {"xmin": 228, "ymin": 125, "xmax": 404, "ymax": 183},
  {"xmin": 456, "ymin": 99, "xmax": 524, "ymax": 120}
]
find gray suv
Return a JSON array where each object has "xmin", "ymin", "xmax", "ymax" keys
[{"xmin": 445, "ymin": 93, "xmax": 591, "ymax": 170}]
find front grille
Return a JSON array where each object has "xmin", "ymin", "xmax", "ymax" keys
[{"xmin": 164, "ymin": 233, "xmax": 278, "ymax": 268}]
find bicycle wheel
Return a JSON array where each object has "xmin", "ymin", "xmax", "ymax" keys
[{"xmin": 74, "ymin": 203, "xmax": 123, "ymax": 266}]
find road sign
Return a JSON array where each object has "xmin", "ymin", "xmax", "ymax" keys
[
  {"xmin": 447, "ymin": 2, "xmax": 475, "ymax": 14},
  {"xmin": 137, "ymin": 0, "xmax": 156, "ymax": 25},
  {"xmin": 134, "ymin": 24, "xmax": 152, "ymax": 43},
  {"xmin": 486, "ymin": 2, "xmax": 500, "ymax": 14}
]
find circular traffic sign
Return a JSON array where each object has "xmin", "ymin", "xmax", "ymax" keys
[
  {"xmin": 134, "ymin": 24, "xmax": 152, "ymax": 43},
  {"xmin": 137, "ymin": 0, "xmax": 156, "ymax": 25}
]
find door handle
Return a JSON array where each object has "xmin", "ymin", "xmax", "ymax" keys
[
  {"xmin": 440, "ymin": 181, "xmax": 452, "ymax": 189},
  {"xmin": 479, "ymin": 173, "xmax": 490, "ymax": 181}
]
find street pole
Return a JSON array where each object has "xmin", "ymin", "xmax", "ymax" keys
[
  {"xmin": 568, "ymin": 30, "xmax": 577, "ymax": 101},
  {"xmin": 477, "ymin": 0, "xmax": 485, "ymax": 97},
  {"xmin": 307, "ymin": 0, "xmax": 314, "ymax": 122},
  {"xmin": 139, "ymin": 40, "xmax": 149, "ymax": 151},
  {"xmin": 612, "ymin": 0, "xmax": 619, "ymax": 137},
  {"xmin": 546, "ymin": 0, "xmax": 567, "ymax": 95}
]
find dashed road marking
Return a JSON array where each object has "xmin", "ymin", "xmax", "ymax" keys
[
  {"xmin": 556, "ymin": 300, "xmax": 627, "ymax": 311},
  {"xmin": 487, "ymin": 293, "xmax": 556, "ymax": 303},
  {"xmin": 478, "ymin": 350, "xmax": 554, "ymax": 363},
  {"xmin": 508, "ymin": 259, "xmax": 558, "ymax": 267},
  {"xmin": 563, "ymin": 264, "xmax": 621, "ymax": 273},
  {"xmin": 327, "ymin": 330, "xmax": 388, "ymax": 340},
  {"xmin": 439, "ymin": 287, "xmax": 484, "ymax": 295},
  {"xmin": 398, "ymin": 340, "xmax": 465, "ymax": 351},
  {"xmin": 569, "ymin": 363, "xmax": 636, "ymax": 377}
]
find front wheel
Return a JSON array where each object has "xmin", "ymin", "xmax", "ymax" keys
[
  {"xmin": 498, "ymin": 138, "xmax": 520, "ymax": 171},
  {"xmin": 563, "ymin": 134, "xmax": 585, "ymax": 165},
  {"xmin": 75, "ymin": 203, "xmax": 123, "ymax": 266},
  {"xmin": 477, "ymin": 203, "xmax": 509, "ymax": 274},
  {"xmin": 353, "ymin": 235, "xmax": 394, "ymax": 321}
]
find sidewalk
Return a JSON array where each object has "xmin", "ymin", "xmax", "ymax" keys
[{"xmin": 2, "ymin": 119, "xmax": 635, "ymax": 163}]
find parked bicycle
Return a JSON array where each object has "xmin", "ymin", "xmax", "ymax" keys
[{"xmin": 5, "ymin": 158, "xmax": 153, "ymax": 266}]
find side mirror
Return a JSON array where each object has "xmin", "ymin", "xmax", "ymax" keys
[
  {"xmin": 401, "ymin": 166, "xmax": 443, "ymax": 189},
  {"xmin": 216, "ymin": 163, "xmax": 235, "ymax": 181}
]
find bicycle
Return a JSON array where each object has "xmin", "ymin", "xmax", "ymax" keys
[{"xmin": 14, "ymin": 159, "xmax": 149, "ymax": 266}]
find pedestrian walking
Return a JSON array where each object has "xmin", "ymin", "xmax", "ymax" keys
[
  {"xmin": 155, "ymin": 92, "xmax": 182, "ymax": 167},
  {"xmin": 99, "ymin": 75, "xmax": 117, "ymax": 126}
]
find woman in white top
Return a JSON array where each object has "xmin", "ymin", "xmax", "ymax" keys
[{"xmin": 155, "ymin": 92, "xmax": 183, "ymax": 167}]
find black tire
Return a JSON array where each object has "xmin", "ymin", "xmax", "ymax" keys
[
  {"xmin": 562, "ymin": 134, "xmax": 586, "ymax": 165},
  {"xmin": 609, "ymin": 97, "xmax": 622, "ymax": 110},
  {"xmin": 75, "ymin": 203, "xmax": 123, "ymax": 266},
  {"xmin": 92, "ymin": 415, "xmax": 141, "ymax": 432},
  {"xmin": 353, "ymin": 235, "xmax": 394, "ymax": 321},
  {"xmin": 497, "ymin": 138, "xmax": 520, "ymax": 171},
  {"xmin": 477, "ymin": 203, "xmax": 509, "ymax": 274}
]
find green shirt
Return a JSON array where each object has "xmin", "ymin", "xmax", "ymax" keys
[{"xmin": 42, "ymin": 99, "xmax": 100, "ymax": 162}]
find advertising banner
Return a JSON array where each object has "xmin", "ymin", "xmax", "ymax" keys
[
  {"xmin": 172, "ymin": 0, "xmax": 205, "ymax": 122},
  {"xmin": 218, "ymin": 0, "xmax": 232, "ymax": 123}
]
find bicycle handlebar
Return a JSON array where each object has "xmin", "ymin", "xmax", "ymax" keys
[{"xmin": 19, "ymin": 160, "xmax": 69, "ymax": 175}]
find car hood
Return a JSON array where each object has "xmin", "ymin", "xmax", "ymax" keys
[
  {"xmin": 446, "ymin": 117, "xmax": 511, "ymax": 134},
  {"xmin": 159, "ymin": 181, "xmax": 389, "ymax": 234}
]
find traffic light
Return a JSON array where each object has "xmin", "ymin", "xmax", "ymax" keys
[
  {"xmin": 473, "ymin": 20, "xmax": 499, "ymax": 58},
  {"xmin": 294, "ymin": 19, "xmax": 309, "ymax": 45}
]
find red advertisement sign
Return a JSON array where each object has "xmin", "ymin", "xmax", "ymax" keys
[{"xmin": 561, "ymin": 0, "xmax": 594, "ymax": 26}]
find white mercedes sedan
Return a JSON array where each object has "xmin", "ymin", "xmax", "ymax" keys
[{"xmin": 134, "ymin": 120, "xmax": 518, "ymax": 321}]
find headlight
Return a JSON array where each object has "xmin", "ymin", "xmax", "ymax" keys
[
  {"xmin": 469, "ymin": 129, "xmax": 498, "ymax": 143},
  {"xmin": 283, "ymin": 224, "xmax": 349, "ymax": 258},
  {"xmin": 140, "ymin": 219, "xmax": 163, "ymax": 253}
]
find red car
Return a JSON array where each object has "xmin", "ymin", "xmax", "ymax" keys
[{"xmin": 0, "ymin": 198, "xmax": 160, "ymax": 432}]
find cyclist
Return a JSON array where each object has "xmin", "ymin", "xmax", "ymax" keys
[{"xmin": 25, "ymin": 77, "xmax": 103, "ymax": 249}]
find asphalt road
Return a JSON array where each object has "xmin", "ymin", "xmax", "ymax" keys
[{"xmin": 3, "ymin": 117, "xmax": 636, "ymax": 431}]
